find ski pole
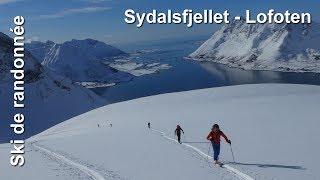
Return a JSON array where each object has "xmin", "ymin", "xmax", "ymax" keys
[
  {"xmin": 206, "ymin": 143, "xmax": 211, "ymax": 164},
  {"xmin": 230, "ymin": 144, "xmax": 235, "ymax": 163},
  {"xmin": 183, "ymin": 133, "xmax": 186, "ymax": 142}
]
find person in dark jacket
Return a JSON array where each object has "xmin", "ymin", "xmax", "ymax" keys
[
  {"xmin": 148, "ymin": 122, "xmax": 151, "ymax": 129},
  {"xmin": 207, "ymin": 124, "xmax": 231, "ymax": 164},
  {"xmin": 175, "ymin": 125, "xmax": 184, "ymax": 144}
]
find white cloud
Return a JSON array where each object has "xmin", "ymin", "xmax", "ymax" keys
[
  {"xmin": 25, "ymin": 36, "xmax": 39, "ymax": 43},
  {"xmin": 31, "ymin": 6, "xmax": 111, "ymax": 20},
  {"xmin": 0, "ymin": 0, "xmax": 19, "ymax": 5}
]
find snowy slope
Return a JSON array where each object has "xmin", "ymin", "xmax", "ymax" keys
[
  {"xmin": 0, "ymin": 32, "xmax": 105, "ymax": 142},
  {"xmin": 1, "ymin": 84, "xmax": 319, "ymax": 180},
  {"xmin": 26, "ymin": 39, "xmax": 133, "ymax": 83},
  {"xmin": 25, "ymin": 40, "xmax": 55, "ymax": 63},
  {"xmin": 190, "ymin": 20, "xmax": 320, "ymax": 73}
]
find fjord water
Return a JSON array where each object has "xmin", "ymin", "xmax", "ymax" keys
[{"xmin": 92, "ymin": 38, "xmax": 320, "ymax": 103}]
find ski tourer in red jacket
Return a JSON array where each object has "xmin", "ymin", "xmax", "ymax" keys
[
  {"xmin": 207, "ymin": 124, "xmax": 231, "ymax": 162},
  {"xmin": 207, "ymin": 129, "xmax": 230, "ymax": 144}
]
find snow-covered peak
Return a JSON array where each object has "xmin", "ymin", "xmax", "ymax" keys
[
  {"xmin": 27, "ymin": 38, "xmax": 125, "ymax": 63},
  {"xmin": 44, "ymin": 40, "xmax": 55, "ymax": 45},
  {"xmin": 26, "ymin": 38, "xmax": 132, "ymax": 83},
  {"xmin": 190, "ymin": 21, "xmax": 320, "ymax": 73},
  {"xmin": 26, "ymin": 40, "xmax": 56, "ymax": 63},
  {"xmin": 65, "ymin": 38, "xmax": 125, "ymax": 58}
]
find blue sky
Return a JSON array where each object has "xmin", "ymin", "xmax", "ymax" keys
[{"xmin": 0, "ymin": 0, "xmax": 319, "ymax": 45}]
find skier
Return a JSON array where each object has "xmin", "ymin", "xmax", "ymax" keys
[
  {"xmin": 206, "ymin": 124, "xmax": 231, "ymax": 164},
  {"xmin": 174, "ymin": 125, "xmax": 184, "ymax": 144},
  {"xmin": 148, "ymin": 122, "xmax": 151, "ymax": 129}
]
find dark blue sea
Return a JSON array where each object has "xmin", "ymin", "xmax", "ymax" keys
[{"xmin": 92, "ymin": 38, "xmax": 320, "ymax": 103}]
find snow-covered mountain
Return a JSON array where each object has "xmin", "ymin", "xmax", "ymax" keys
[
  {"xmin": 0, "ymin": 32, "xmax": 105, "ymax": 142},
  {"xmin": 190, "ymin": 20, "xmax": 320, "ymax": 73},
  {"xmin": 25, "ymin": 40, "xmax": 55, "ymax": 63},
  {"xmin": 26, "ymin": 39, "xmax": 133, "ymax": 83},
  {"xmin": 65, "ymin": 39, "xmax": 125, "ymax": 59}
]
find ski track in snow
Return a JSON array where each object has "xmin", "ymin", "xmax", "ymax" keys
[
  {"xmin": 32, "ymin": 143, "xmax": 106, "ymax": 180},
  {"xmin": 30, "ymin": 129, "xmax": 253, "ymax": 180},
  {"xmin": 150, "ymin": 128, "xmax": 255, "ymax": 180}
]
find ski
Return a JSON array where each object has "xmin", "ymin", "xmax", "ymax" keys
[{"xmin": 215, "ymin": 161, "xmax": 224, "ymax": 167}]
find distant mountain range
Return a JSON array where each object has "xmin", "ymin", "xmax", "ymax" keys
[
  {"xmin": 190, "ymin": 20, "xmax": 320, "ymax": 73},
  {"xmin": 26, "ymin": 39, "xmax": 133, "ymax": 83},
  {"xmin": 0, "ymin": 33, "xmax": 105, "ymax": 142}
]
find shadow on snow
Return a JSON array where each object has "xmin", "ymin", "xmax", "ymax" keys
[{"xmin": 231, "ymin": 162, "xmax": 306, "ymax": 170}]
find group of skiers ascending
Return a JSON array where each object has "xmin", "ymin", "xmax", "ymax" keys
[{"xmin": 148, "ymin": 122, "xmax": 231, "ymax": 165}]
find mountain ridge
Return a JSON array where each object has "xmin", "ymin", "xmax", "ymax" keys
[
  {"xmin": 189, "ymin": 21, "xmax": 320, "ymax": 73},
  {"xmin": 26, "ymin": 38, "xmax": 133, "ymax": 83},
  {"xmin": 0, "ymin": 32, "xmax": 105, "ymax": 142}
]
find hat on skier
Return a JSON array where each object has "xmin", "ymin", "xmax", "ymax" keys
[{"xmin": 212, "ymin": 124, "xmax": 220, "ymax": 131}]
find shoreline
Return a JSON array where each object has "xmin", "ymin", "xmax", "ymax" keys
[{"xmin": 185, "ymin": 56, "xmax": 320, "ymax": 74}]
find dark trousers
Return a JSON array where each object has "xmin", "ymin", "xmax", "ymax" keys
[
  {"xmin": 177, "ymin": 133, "xmax": 181, "ymax": 143},
  {"xmin": 212, "ymin": 143, "xmax": 221, "ymax": 161}
]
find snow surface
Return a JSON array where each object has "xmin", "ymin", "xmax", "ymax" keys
[
  {"xmin": 1, "ymin": 84, "xmax": 319, "ymax": 180},
  {"xmin": 190, "ymin": 20, "xmax": 320, "ymax": 73}
]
